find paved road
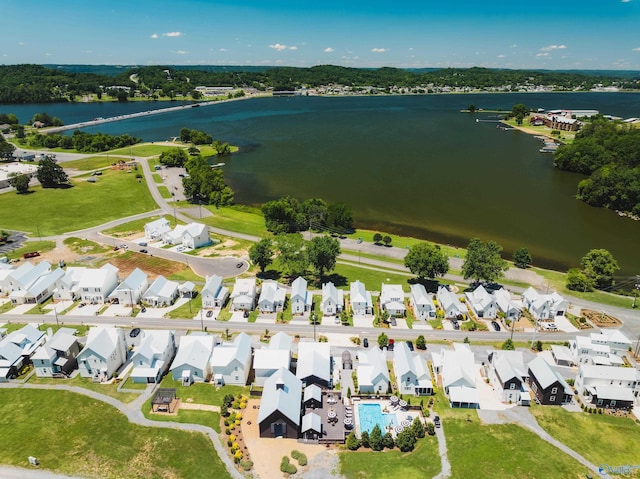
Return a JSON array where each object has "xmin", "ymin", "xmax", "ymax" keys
[{"xmin": 0, "ymin": 466, "xmax": 84, "ymax": 479}]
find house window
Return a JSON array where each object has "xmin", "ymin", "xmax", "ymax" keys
[
  {"xmin": 551, "ymin": 387, "xmax": 558, "ymax": 395},
  {"xmin": 509, "ymin": 383, "xmax": 516, "ymax": 390},
  {"xmin": 611, "ymin": 400, "xmax": 616, "ymax": 407},
  {"xmin": 550, "ymin": 396, "xmax": 556, "ymax": 402},
  {"xmin": 597, "ymin": 399, "xmax": 603, "ymax": 406}
]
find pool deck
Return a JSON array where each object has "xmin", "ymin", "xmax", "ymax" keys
[
  {"xmin": 305, "ymin": 390, "xmax": 347, "ymax": 443},
  {"xmin": 354, "ymin": 398, "xmax": 423, "ymax": 437}
]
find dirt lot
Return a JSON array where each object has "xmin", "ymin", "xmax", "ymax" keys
[{"xmin": 581, "ymin": 309, "xmax": 621, "ymax": 327}]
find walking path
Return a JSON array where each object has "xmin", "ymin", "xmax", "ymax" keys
[
  {"xmin": 432, "ymin": 415, "xmax": 452, "ymax": 479},
  {"xmin": 1, "ymin": 383, "xmax": 248, "ymax": 479}
]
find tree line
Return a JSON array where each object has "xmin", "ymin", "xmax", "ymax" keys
[
  {"xmin": 26, "ymin": 130, "xmax": 141, "ymax": 153},
  {"xmin": 0, "ymin": 64, "xmax": 637, "ymax": 103},
  {"xmin": 261, "ymin": 196, "xmax": 353, "ymax": 235}
]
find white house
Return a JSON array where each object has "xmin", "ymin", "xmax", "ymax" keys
[
  {"xmin": 492, "ymin": 288, "xmax": 522, "ymax": 320},
  {"xmin": 435, "ymin": 343, "xmax": 476, "ymax": 393},
  {"xmin": 489, "ymin": 350, "xmax": 527, "ymax": 404},
  {"xmin": 569, "ymin": 334, "xmax": 625, "ymax": 367},
  {"xmin": 211, "ymin": 332, "xmax": 252, "ymax": 386},
  {"xmin": 231, "ymin": 278, "xmax": 256, "ymax": 311},
  {"xmin": 598, "ymin": 329, "xmax": 632, "ymax": 356},
  {"xmin": 77, "ymin": 264, "xmax": 119, "ymax": 304},
  {"xmin": 290, "ymin": 276, "xmax": 312, "ymax": 315},
  {"xmin": 575, "ymin": 364, "xmax": 640, "ymax": 409},
  {"xmin": 465, "ymin": 284, "xmax": 498, "ymax": 319},
  {"xmin": 142, "ymin": 275, "xmax": 179, "ymax": 307},
  {"xmin": 350, "ymin": 280, "xmax": 373, "ymax": 315},
  {"xmin": 258, "ymin": 280, "xmax": 286, "ymax": 313},
  {"xmin": 108, "ymin": 268, "xmax": 148, "ymax": 306},
  {"xmin": 409, "ymin": 284, "xmax": 436, "ymax": 320},
  {"xmin": 521, "ymin": 287, "xmax": 567, "ymax": 320},
  {"xmin": 6, "ymin": 261, "xmax": 49, "ymax": 293},
  {"xmin": 296, "ymin": 341, "xmax": 331, "ymax": 388},
  {"xmin": 9, "ymin": 266, "xmax": 64, "ymax": 305},
  {"xmin": 321, "ymin": 282, "xmax": 343, "ymax": 316},
  {"xmin": 170, "ymin": 333, "xmax": 215, "ymax": 385},
  {"xmin": 77, "ymin": 327, "xmax": 128, "ymax": 382},
  {"xmin": 32, "ymin": 327, "xmax": 81, "ymax": 378},
  {"xmin": 356, "ymin": 347, "xmax": 390, "ymax": 394},
  {"xmin": 201, "ymin": 275, "xmax": 229, "ymax": 309},
  {"xmin": 163, "ymin": 222, "xmax": 210, "ymax": 249},
  {"xmin": 129, "ymin": 330, "xmax": 176, "ymax": 383},
  {"xmin": 0, "ymin": 264, "xmax": 14, "ymax": 294},
  {"xmin": 393, "ymin": 341, "xmax": 433, "ymax": 396},
  {"xmin": 436, "ymin": 286, "xmax": 467, "ymax": 319},
  {"xmin": 253, "ymin": 332, "xmax": 292, "ymax": 386},
  {"xmin": 380, "ymin": 283, "xmax": 406, "ymax": 317},
  {"xmin": 144, "ymin": 217, "xmax": 171, "ymax": 240},
  {"xmin": 53, "ymin": 267, "xmax": 86, "ymax": 301},
  {"xmin": 0, "ymin": 324, "xmax": 45, "ymax": 380}
]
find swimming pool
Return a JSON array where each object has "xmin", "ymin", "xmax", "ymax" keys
[{"xmin": 357, "ymin": 403, "xmax": 397, "ymax": 435}]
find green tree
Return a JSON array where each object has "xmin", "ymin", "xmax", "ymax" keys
[
  {"xmin": 382, "ymin": 235, "xmax": 392, "ymax": 246},
  {"xmin": 462, "ymin": 238, "xmax": 508, "ymax": 283},
  {"xmin": 360, "ymin": 430, "xmax": 370, "ymax": 448},
  {"xmin": 416, "ymin": 335, "xmax": 426, "ymax": 350},
  {"xmin": 7, "ymin": 173, "xmax": 30, "ymax": 193},
  {"xmin": 159, "ymin": 148, "xmax": 188, "ymax": 167},
  {"xmin": 411, "ymin": 417, "xmax": 425, "ymax": 438},
  {"xmin": 501, "ymin": 338, "xmax": 515, "ymax": 350},
  {"xmin": 183, "ymin": 155, "xmax": 233, "ymax": 207},
  {"xmin": 212, "ymin": 139, "xmax": 231, "ymax": 155},
  {"xmin": 467, "ymin": 104, "xmax": 477, "ymax": 113},
  {"xmin": 0, "ymin": 136, "xmax": 16, "ymax": 160},
  {"xmin": 369, "ymin": 424, "xmax": 383, "ymax": 451},
  {"xmin": 0, "ymin": 230, "xmax": 9, "ymax": 244},
  {"xmin": 395, "ymin": 428, "xmax": 417, "ymax": 452},
  {"xmin": 404, "ymin": 242, "xmax": 449, "ymax": 279},
  {"xmin": 580, "ymin": 249, "xmax": 620, "ymax": 290},
  {"xmin": 36, "ymin": 156, "xmax": 69, "ymax": 188},
  {"xmin": 511, "ymin": 103, "xmax": 528, "ymax": 118},
  {"xmin": 306, "ymin": 235, "xmax": 340, "ymax": 278},
  {"xmin": 513, "ymin": 247, "xmax": 532, "ymax": 269},
  {"xmin": 373, "ymin": 233, "xmax": 382, "ymax": 244},
  {"xmin": 248, "ymin": 238, "xmax": 274, "ymax": 273},
  {"xmin": 275, "ymin": 233, "xmax": 308, "ymax": 277},
  {"xmin": 534, "ymin": 340, "xmax": 543, "ymax": 352},
  {"xmin": 262, "ymin": 196, "xmax": 305, "ymax": 234},
  {"xmin": 301, "ymin": 198, "xmax": 328, "ymax": 229},
  {"xmin": 566, "ymin": 267, "xmax": 594, "ymax": 292},
  {"xmin": 346, "ymin": 431, "xmax": 360, "ymax": 450},
  {"xmin": 382, "ymin": 432, "xmax": 395, "ymax": 449},
  {"xmin": 179, "ymin": 128, "xmax": 192, "ymax": 142},
  {"xmin": 327, "ymin": 202, "xmax": 353, "ymax": 234},
  {"xmin": 377, "ymin": 332, "xmax": 389, "ymax": 349},
  {"xmin": 426, "ymin": 422, "xmax": 435, "ymax": 436}
]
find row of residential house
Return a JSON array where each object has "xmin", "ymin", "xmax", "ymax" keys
[{"xmin": 143, "ymin": 218, "xmax": 211, "ymax": 250}]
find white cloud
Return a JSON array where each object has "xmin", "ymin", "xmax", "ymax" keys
[
  {"xmin": 163, "ymin": 31, "xmax": 182, "ymax": 37},
  {"xmin": 288, "ymin": 46, "xmax": 298, "ymax": 50},
  {"xmin": 269, "ymin": 43, "xmax": 287, "ymax": 51},
  {"xmin": 536, "ymin": 52, "xmax": 549, "ymax": 57},
  {"xmin": 540, "ymin": 44, "xmax": 567, "ymax": 51},
  {"xmin": 371, "ymin": 48, "xmax": 387, "ymax": 53},
  {"xmin": 18, "ymin": 42, "xmax": 24, "ymax": 46},
  {"xmin": 324, "ymin": 47, "xmax": 334, "ymax": 53},
  {"xmin": 633, "ymin": 47, "xmax": 640, "ymax": 51},
  {"xmin": 177, "ymin": 50, "xmax": 188, "ymax": 55},
  {"xmin": 510, "ymin": 44, "xmax": 517, "ymax": 48},
  {"xmin": 219, "ymin": 48, "xmax": 228, "ymax": 52},
  {"xmin": 150, "ymin": 33, "xmax": 159, "ymax": 39},
  {"xmin": 622, "ymin": 0, "xmax": 631, "ymax": 3},
  {"xmin": 497, "ymin": 54, "xmax": 506, "ymax": 58}
]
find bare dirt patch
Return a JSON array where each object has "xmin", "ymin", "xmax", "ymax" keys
[
  {"xmin": 108, "ymin": 253, "xmax": 188, "ymax": 281},
  {"xmin": 195, "ymin": 238, "xmax": 249, "ymax": 258},
  {"xmin": 581, "ymin": 309, "xmax": 621, "ymax": 327}
]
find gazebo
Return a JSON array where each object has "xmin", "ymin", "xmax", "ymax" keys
[{"xmin": 151, "ymin": 388, "xmax": 178, "ymax": 413}]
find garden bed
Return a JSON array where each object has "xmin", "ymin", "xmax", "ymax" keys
[{"xmin": 580, "ymin": 309, "xmax": 621, "ymax": 327}]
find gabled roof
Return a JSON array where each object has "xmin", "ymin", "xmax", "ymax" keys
[
  {"xmin": 296, "ymin": 342, "xmax": 331, "ymax": 383},
  {"xmin": 394, "ymin": 341, "xmax": 415, "ymax": 377},
  {"xmin": 269, "ymin": 332, "xmax": 293, "ymax": 351},
  {"xmin": 79, "ymin": 264, "xmax": 118, "ymax": 289},
  {"xmin": 202, "ymin": 275, "xmax": 223, "ymax": 297},
  {"xmin": 122, "ymin": 268, "xmax": 147, "ymax": 290},
  {"xmin": 465, "ymin": 285, "xmax": 495, "ymax": 311},
  {"xmin": 185, "ymin": 222, "xmax": 208, "ymax": 238},
  {"xmin": 410, "ymin": 283, "xmax": 432, "ymax": 307},
  {"xmin": 528, "ymin": 356, "xmax": 571, "ymax": 392},
  {"xmin": 303, "ymin": 384, "xmax": 322, "ymax": 403},
  {"xmin": 593, "ymin": 385, "xmax": 635, "ymax": 402},
  {"xmin": 579, "ymin": 364, "xmax": 639, "ymax": 382},
  {"xmin": 232, "ymin": 278, "xmax": 255, "ymax": 296},
  {"xmin": 437, "ymin": 286, "xmax": 466, "ymax": 314},
  {"xmin": 357, "ymin": 347, "xmax": 389, "ymax": 387},
  {"xmin": 171, "ymin": 334, "xmax": 214, "ymax": 372},
  {"xmin": 291, "ymin": 276, "xmax": 307, "ymax": 301},
  {"xmin": 258, "ymin": 367, "xmax": 302, "ymax": 426},
  {"xmin": 259, "ymin": 280, "xmax": 285, "ymax": 305},
  {"xmin": 380, "ymin": 284, "xmax": 404, "ymax": 303},
  {"xmin": 322, "ymin": 282, "xmax": 340, "ymax": 303},
  {"xmin": 493, "ymin": 288, "xmax": 521, "ymax": 313},
  {"xmin": 599, "ymin": 329, "xmax": 632, "ymax": 346},
  {"xmin": 133, "ymin": 330, "xmax": 174, "ymax": 364},
  {"xmin": 79, "ymin": 327, "xmax": 123, "ymax": 361},
  {"xmin": 441, "ymin": 344, "xmax": 476, "ymax": 389},
  {"xmin": 254, "ymin": 349, "xmax": 290, "ymax": 371},
  {"xmin": 144, "ymin": 275, "xmax": 179, "ymax": 300},
  {"xmin": 350, "ymin": 280, "xmax": 368, "ymax": 304},
  {"xmin": 145, "ymin": 217, "xmax": 170, "ymax": 235},
  {"xmin": 211, "ymin": 332, "xmax": 252, "ymax": 369},
  {"xmin": 301, "ymin": 412, "xmax": 322, "ymax": 433},
  {"xmin": 32, "ymin": 328, "xmax": 78, "ymax": 362}
]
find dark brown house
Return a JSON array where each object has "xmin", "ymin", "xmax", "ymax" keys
[
  {"xmin": 258, "ymin": 367, "xmax": 302, "ymax": 439},
  {"xmin": 527, "ymin": 357, "xmax": 573, "ymax": 405}
]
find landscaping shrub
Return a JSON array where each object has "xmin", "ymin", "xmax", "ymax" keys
[
  {"xmin": 280, "ymin": 456, "xmax": 297, "ymax": 475},
  {"xmin": 240, "ymin": 460, "xmax": 253, "ymax": 471},
  {"xmin": 291, "ymin": 450, "xmax": 307, "ymax": 466},
  {"xmin": 346, "ymin": 431, "xmax": 361, "ymax": 450}
]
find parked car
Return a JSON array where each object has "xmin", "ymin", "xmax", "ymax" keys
[
  {"xmin": 363, "ymin": 338, "xmax": 369, "ymax": 348},
  {"xmin": 129, "ymin": 328, "xmax": 141, "ymax": 338},
  {"xmin": 141, "ymin": 306, "xmax": 146, "ymax": 313},
  {"xmin": 452, "ymin": 319, "xmax": 460, "ymax": 330},
  {"xmin": 388, "ymin": 339, "xmax": 395, "ymax": 351},
  {"xmin": 206, "ymin": 310, "xmax": 213, "ymax": 318},
  {"xmin": 491, "ymin": 321, "xmax": 501, "ymax": 331},
  {"xmin": 243, "ymin": 310, "xmax": 249, "ymax": 318},
  {"xmin": 139, "ymin": 242, "xmax": 147, "ymax": 247},
  {"xmin": 139, "ymin": 249, "xmax": 148, "ymax": 254},
  {"xmin": 236, "ymin": 262, "xmax": 243, "ymax": 268},
  {"xmin": 406, "ymin": 340, "xmax": 414, "ymax": 351},
  {"xmin": 434, "ymin": 415, "xmax": 441, "ymax": 428}
]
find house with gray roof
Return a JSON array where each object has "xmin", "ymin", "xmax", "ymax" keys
[
  {"xmin": 162, "ymin": 222, "xmax": 211, "ymax": 249},
  {"xmin": 436, "ymin": 343, "xmax": 476, "ymax": 402},
  {"xmin": 380, "ymin": 283, "xmax": 406, "ymax": 317},
  {"xmin": 0, "ymin": 264, "xmax": 14, "ymax": 294},
  {"xmin": 436, "ymin": 286, "xmax": 467, "ymax": 319},
  {"xmin": 77, "ymin": 327, "xmax": 127, "ymax": 382},
  {"xmin": 170, "ymin": 333, "xmax": 215, "ymax": 385},
  {"xmin": 53, "ymin": 267, "xmax": 86, "ymax": 301},
  {"xmin": 527, "ymin": 356, "xmax": 573, "ymax": 405},
  {"xmin": 409, "ymin": 283, "xmax": 436, "ymax": 320},
  {"xmin": 350, "ymin": 280, "xmax": 373, "ymax": 315},
  {"xmin": 77, "ymin": 264, "xmax": 119, "ymax": 304},
  {"xmin": 290, "ymin": 276, "xmax": 312, "ymax": 315},
  {"xmin": 303, "ymin": 384, "xmax": 322, "ymax": 409},
  {"xmin": 492, "ymin": 288, "xmax": 521, "ymax": 320},
  {"xmin": 393, "ymin": 341, "xmax": 433, "ymax": 396},
  {"xmin": 357, "ymin": 346, "xmax": 390, "ymax": 394},
  {"xmin": 258, "ymin": 367, "xmax": 302, "ymax": 439},
  {"xmin": 144, "ymin": 217, "xmax": 171, "ymax": 240},
  {"xmin": 489, "ymin": 350, "xmax": 526, "ymax": 404},
  {"xmin": 108, "ymin": 268, "xmax": 148, "ymax": 306},
  {"xmin": 575, "ymin": 364, "xmax": 640, "ymax": 410},
  {"xmin": 522, "ymin": 287, "xmax": 567, "ymax": 320},
  {"xmin": 129, "ymin": 330, "xmax": 175, "ymax": 383},
  {"xmin": 320, "ymin": 282, "xmax": 343, "ymax": 316},
  {"xmin": 465, "ymin": 284, "xmax": 498, "ymax": 319},
  {"xmin": 32, "ymin": 327, "xmax": 80, "ymax": 378},
  {"xmin": 301, "ymin": 411, "xmax": 322, "ymax": 440},
  {"xmin": 254, "ymin": 332, "xmax": 292, "ymax": 386},
  {"xmin": 201, "ymin": 275, "xmax": 229, "ymax": 309},
  {"xmin": 142, "ymin": 275, "xmax": 179, "ymax": 307},
  {"xmin": 9, "ymin": 266, "xmax": 64, "ymax": 305},
  {"xmin": 296, "ymin": 341, "xmax": 331, "ymax": 388},
  {"xmin": 0, "ymin": 324, "xmax": 45, "ymax": 381},
  {"xmin": 258, "ymin": 280, "xmax": 286, "ymax": 313},
  {"xmin": 211, "ymin": 332, "xmax": 252, "ymax": 386},
  {"xmin": 231, "ymin": 278, "xmax": 256, "ymax": 311}
]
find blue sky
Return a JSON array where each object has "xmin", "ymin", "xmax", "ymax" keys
[{"xmin": 2, "ymin": 0, "xmax": 640, "ymax": 70}]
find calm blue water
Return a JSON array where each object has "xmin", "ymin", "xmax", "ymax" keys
[
  {"xmin": 3, "ymin": 92, "xmax": 640, "ymax": 274},
  {"xmin": 358, "ymin": 403, "xmax": 397, "ymax": 434}
]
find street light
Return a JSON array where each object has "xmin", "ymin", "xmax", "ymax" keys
[
  {"xmin": 312, "ymin": 312, "xmax": 316, "ymax": 341},
  {"xmin": 200, "ymin": 308, "xmax": 204, "ymax": 332},
  {"xmin": 54, "ymin": 306, "xmax": 59, "ymax": 328}
]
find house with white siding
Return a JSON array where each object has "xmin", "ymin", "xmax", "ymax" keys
[
  {"xmin": 77, "ymin": 264, "xmax": 119, "ymax": 304},
  {"xmin": 492, "ymin": 288, "xmax": 522, "ymax": 320},
  {"xmin": 9, "ymin": 266, "xmax": 64, "ymax": 305},
  {"xmin": 108, "ymin": 268, "xmax": 148, "ymax": 306},
  {"xmin": 0, "ymin": 264, "xmax": 14, "ymax": 295},
  {"xmin": 77, "ymin": 327, "xmax": 127, "ymax": 382},
  {"xmin": 129, "ymin": 330, "xmax": 176, "ymax": 383},
  {"xmin": 357, "ymin": 347, "xmax": 390, "ymax": 394},
  {"xmin": 296, "ymin": 341, "xmax": 331, "ymax": 388},
  {"xmin": 320, "ymin": 282, "xmax": 343, "ymax": 316},
  {"xmin": 170, "ymin": 333, "xmax": 215, "ymax": 385},
  {"xmin": 0, "ymin": 324, "xmax": 46, "ymax": 380},
  {"xmin": 380, "ymin": 283, "xmax": 406, "ymax": 317},
  {"xmin": 465, "ymin": 284, "xmax": 498, "ymax": 319},
  {"xmin": 433, "ymin": 343, "xmax": 477, "ymax": 407},
  {"xmin": 350, "ymin": 280, "xmax": 373, "ymax": 315},
  {"xmin": 436, "ymin": 286, "xmax": 467, "ymax": 319},
  {"xmin": 32, "ymin": 327, "xmax": 81, "ymax": 378},
  {"xmin": 393, "ymin": 341, "xmax": 433, "ymax": 396},
  {"xmin": 201, "ymin": 275, "xmax": 229, "ymax": 309},
  {"xmin": 163, "ymin": 222, "xmax": 210, "ymax": 249},
  {"xmin": 290, "ymin": 277, "xmax": 312, "ymax": 315},
  {"xmin": 142, "ymin": 275, "xmax": 179, "ymax": 307},
  {"xmin": 144, "ymin": 217, "xmax": 171, "ymax": 240},
  {"xmin": 231, "ymin": 278, "xmax": 256, "ymax": 311},
  {"xmin": 53, "ymin": 267, "xmax": 86, "ymax": 301},
  {"xmin": 258, "ymin": 280, "xmax": 286, "ymax": 313},
  {"xmin": 253, "ymin": 332, "xmax": 292, "ymax": 386},
  {"xmin": 488, "ymin": 350, "xmax": 527, "ymax": 404},
  {"xmin": 409, "ymin": 284, "xmax": 436, "ymax": 320},
  {"xmin": 211, "ymin": 332, "xmax": 252, "ymax": 386},
  {"xmin": 521, "ymin": 287, "xmax": 567, "ymax": 320}
]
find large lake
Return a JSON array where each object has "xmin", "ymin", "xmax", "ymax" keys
[{"xmin": 4, "ymin": 92, "xmax": 640, "ymax": 275}]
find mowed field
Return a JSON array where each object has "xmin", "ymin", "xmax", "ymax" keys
[{"xmin": 0, "ymin": 168, "xmax": 156, "ymax": 236}]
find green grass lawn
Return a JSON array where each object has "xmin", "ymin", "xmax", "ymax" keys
[
  {"xmin": 0, "ymin": 169, "xmax": 157, "ymax": 236},
  {"xmin": 199, "ymin": 205, "xmax": 267, "ymax": 237},
  {"xmin": 27, "ymin": 374, "xmax": 139, "ymax": 403},
  {"xmin": 157, "ymin": 376, "xmax": 248, "ymax": 406},
  {"xmin": 0, "ymin": 389, "xmax": 230, "ymax": 479},
  {"xmin": 340, "ymin": 437, "xmax": 441, "ymax": 479},
  {"xmin": 107, "ymin": 144, "xmax": 176, "ymax": 157},
  {"xmin": 61, "ymin": 156, "xmax": 120, "ymax": 170},
  {"xmin": 4, "ymin": 240, "xmax": 56, "ymax": 260},
  {"xmin": 167, "ymin": 289, "xmax": 201, "ymax": 319},
  {"xmin": 531, "ymin": 406, "xmax": 640, "ymax": 474},
  {"xmin": 158, "ymin": 184, "xmax": 173, "ymax": 198},
  {"xmin": 141, "ymin": 397, "xmax": 221, "ymax": 432},
  {"xmin": 101, "ymin": 215, "xmax": 179, "ymax": 237},
  {"xmin": 63, "ymin": 236, "xmax": 111, "ymax": 254}
]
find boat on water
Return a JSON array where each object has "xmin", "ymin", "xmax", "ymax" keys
[{"xmin": 211, "ymin": 162, "xmax": 225, "ymax": 168}]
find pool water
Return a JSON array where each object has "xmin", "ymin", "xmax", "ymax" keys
[{"xmin": 357, "ymin": 403, "xmax": 397, "ymax": 435}]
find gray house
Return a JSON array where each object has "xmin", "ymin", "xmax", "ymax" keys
[{"xmin": 32, "ymin": 328, "xmax": 81, "ymax": 378}]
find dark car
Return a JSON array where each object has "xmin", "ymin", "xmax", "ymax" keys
[
  {"xmin": 236, "ymin": 262, "xmax": 243, "ymax": 268},
  {"xmin": 491, "ymin": 321, "xmax": 501, "ymax": 331},
  {"xmin": 452, "ymin": 319, "xmax": 460, "ymax": 330},
  {"xmin": 363, "ymin": 338, "xmax": 369, "ymax": 348},
  {"xmin": 243, "ymin": 310, "xmax": 249, "ymax": 318},
  {"xmin": 406, "ymin": 340, "xmax": 414, "ymax": 351},
  {"xmin": 139, "ymin": 249, "xmax": 148, "ymax": 254},
  {"xmin": 129, "ymin": 327, "xmax": 141, "ymax": 338},
  {"xmin": 206, "ymin": 310, "xmax": 213, "ymax": 318},
  {"xmin": 434, "ymin": 415, "xmax": 441, "ymax": 428},
  {"xmin": 390, "ymin": 317, "xmax": 397, "ymax": 327}
]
